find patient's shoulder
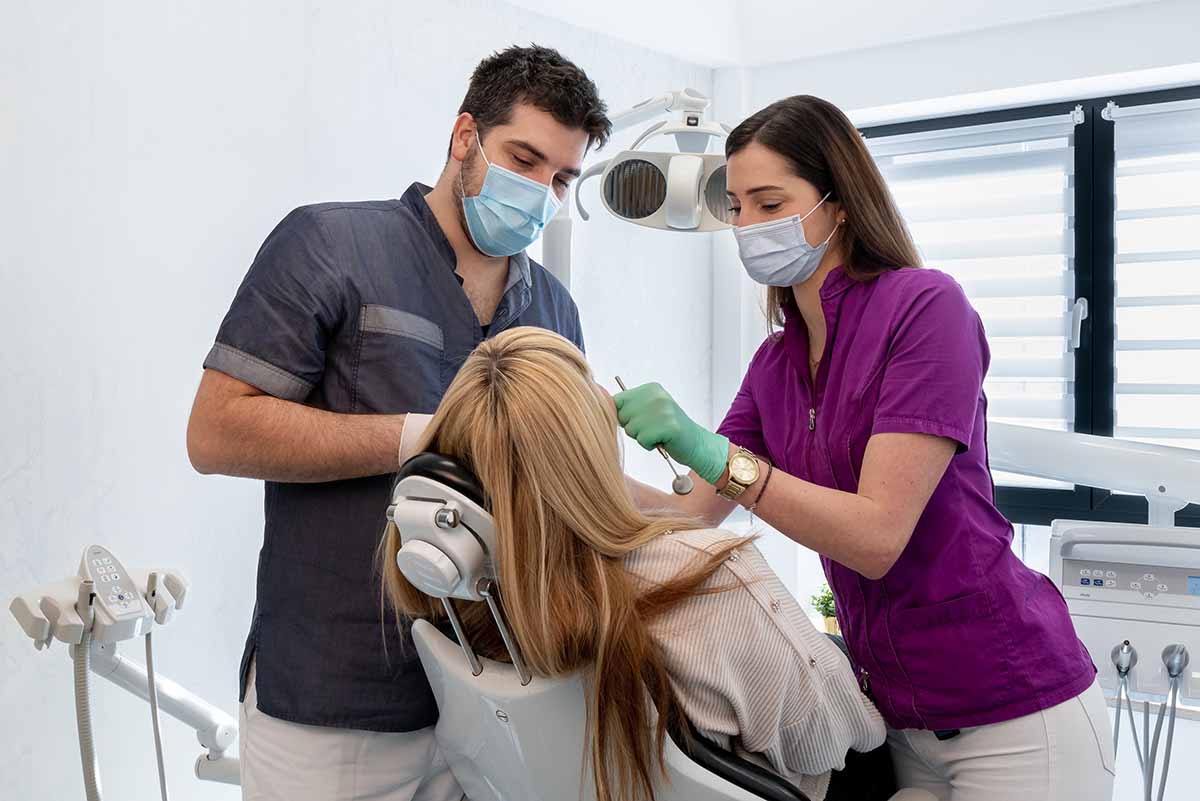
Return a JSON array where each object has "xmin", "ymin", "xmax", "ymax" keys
[{"xmin": 624, "ymin": 527, "xmax": 752, "ymax": 585}]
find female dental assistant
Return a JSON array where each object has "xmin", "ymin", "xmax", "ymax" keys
[{"xmin": 616, "ymin": 95, "xmax": 1115, "ymax": 801}]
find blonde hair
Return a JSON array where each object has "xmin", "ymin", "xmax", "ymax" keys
[{"xmin": 379, "ymin": 327, "xmax": 745, "ymax": 801}]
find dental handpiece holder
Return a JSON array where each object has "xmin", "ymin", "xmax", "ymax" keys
[
  {"xmin": 8, "ymin": 546, "xmax": 240, "ymax": 798},
  {"xmin": 1051, "ymin": 522, "xmax": 1200, "ymax": 801}
]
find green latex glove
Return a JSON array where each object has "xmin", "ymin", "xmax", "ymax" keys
[{"xmin": 613, "ymin": 382, "xmax": 730, "ymax": 486}]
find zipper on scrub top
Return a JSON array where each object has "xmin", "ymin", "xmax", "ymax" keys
[{"xmin": 809, "ymin": 408, "xmax": 816, "ymax": 431}]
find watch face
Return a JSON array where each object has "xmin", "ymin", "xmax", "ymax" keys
[{"xmin": 730, "ymin": 454, "xmax": 758, "ymax": 484}]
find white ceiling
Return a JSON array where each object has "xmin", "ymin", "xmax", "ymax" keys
[{"xmin": 506, "ymin": 0, "xmax": 1158, "ymax": 67}]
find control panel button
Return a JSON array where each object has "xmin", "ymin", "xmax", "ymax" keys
[
  {"xmin": 1144, "ymin": 573, "xmax": 1156, "ymax": 582},
  {"xmin": 1130, "ymin": 582, "xmax": 1142, "ymax": 590},
  {"xmin": 1081, "ymin": 569, "xmax": 1092, "ymax": 577},
  {"xmin": 1144, "ymin": 592, "xmax": 1156, "ymax": 600},
  {"xmin": 1157, "ymin": 584, "xmax": 1169, "ymax": 592},
  {"xmin": 1106, "ymin": 580, "xmax": 1116, "ymax": 587},
  {"xmin": 1081, "ymin": 578, "xmax": 1092, "ymax": 586},
  {"xmin": 1106, "ymin": 571, "xmax": 1117, "ymax": 579}
]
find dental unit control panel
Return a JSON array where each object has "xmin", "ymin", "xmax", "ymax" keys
[
  {"xmin": 1067, "ymin": 560, "xmax": 1200, "ymax": 601},
  {"xmin": 78, "ymin": 545, "xmax": 156, "ymax": 641},
  {"xmin": 1053, "ymin": 523, "xmax": 1200, "ymax": 702}
]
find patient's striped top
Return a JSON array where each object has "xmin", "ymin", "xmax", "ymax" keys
[{"xmin": 624, "ymin": 528, "xmax": 886, "ymax": 801}]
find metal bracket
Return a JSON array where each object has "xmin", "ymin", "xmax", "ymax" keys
[
  {"xmin": 441, "ymin": 597, "xmax": 482, "ymax": 677},
  {"xmin": 1101, "ymin": 101, "xmax": 1119, "ymax": 122},
  {"xmin": 478, "ymin": 578, "xmax": 532, "ymax": 686},
  {"xmin": 1072, "ymin": 104, "xmax": 1086, "ymax": 126}
]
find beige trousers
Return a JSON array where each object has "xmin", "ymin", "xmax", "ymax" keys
[
  {"xmin": 887, "ymin": 680, "xmax": 1115, "ymax": 801},
  {"xmin": 239, "ymin": 659, "xmax": 464, "ymax": 801}
]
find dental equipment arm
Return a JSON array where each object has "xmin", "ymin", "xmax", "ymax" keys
[
  {"xmin": 608, "ymin": 90, "xmax": 711, "ymax": 132},
  {"xmin": 9, "ymin": 549, "xmax": 241, "ymax": 792},
  {"xmin": 544, "ymin": 87, "xmax": 727, "ymax": 286},
  {"xmin": 987, "ymin": 422, "xmax": 1200, "ymax": 527}
]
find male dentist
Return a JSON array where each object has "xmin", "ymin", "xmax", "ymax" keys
[{"xmin": 186, "ymin": 44, "xmax": 610, "ymax": 801}]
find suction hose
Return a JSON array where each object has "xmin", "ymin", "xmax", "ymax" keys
[{"xmin": 73, "ymin": 590, "xmax": 103, "ymax": 801}]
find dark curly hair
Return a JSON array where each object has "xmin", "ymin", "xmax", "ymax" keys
[{"xmin": 455, "ymin": 44, "xmax": 611, "ymax": 153}]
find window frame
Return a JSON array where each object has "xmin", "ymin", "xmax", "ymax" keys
[{"xmin": 861, "ymin": 84, "xmax": 1200, "ymax": 528}]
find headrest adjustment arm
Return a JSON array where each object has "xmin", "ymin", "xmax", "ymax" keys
[
  {"xmin": 479, "ymin": 578, "xmax": 531, "ymax": 686},
  {"xmin": 442, "ymin": 597, "xmax": 483, "ymax": 677}
]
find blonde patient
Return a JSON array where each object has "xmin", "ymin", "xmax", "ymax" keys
[{"xmin": 380, "ymin": 327, "xmax": 886, "ymax": 801}]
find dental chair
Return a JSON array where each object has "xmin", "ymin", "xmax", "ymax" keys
[{"xmin": 388, "ymin": 454, "xmax": 930, "ymax": 801}]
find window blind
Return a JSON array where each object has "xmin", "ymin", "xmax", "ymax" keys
[{"xmin": 1109, "ymin": 97, "xmax": 1200, "ymax": 452}]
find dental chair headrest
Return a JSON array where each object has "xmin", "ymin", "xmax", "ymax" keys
[
  {"xmin": 394, "ymin": 452, "xmax": 487, "ymax": 508},
  {"xmin": 389, "ymin": 452, "xmax": 497, "ymax": 602}
]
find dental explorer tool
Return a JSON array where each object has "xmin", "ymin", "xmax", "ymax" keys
[{"xmin": 614, "ymin": 376, "xmax": 694, "ymax": 495}]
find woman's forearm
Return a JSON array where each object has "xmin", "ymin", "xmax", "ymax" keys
[
  {"xmin": 742, "ymin": 469, "xmax": 901, "ymax": 579},
  {"xmin": 725, "ymin": 433, "xmax": 955, "ymax": 579},
  {"xmin": 627, "ymin": 460, "xmax": 900, "ymax": 570},
  {"xmin": 626, "ymin": 474, "xmax": 734, "ymax": 528}
]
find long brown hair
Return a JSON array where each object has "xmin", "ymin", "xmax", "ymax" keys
[
  {"xmin": 726, "ymin": 94, "xmax": 922, "ymax": 327},
  {"xmin": 379, "ymin": 327, "xmax": 746, "ymax": 801}
]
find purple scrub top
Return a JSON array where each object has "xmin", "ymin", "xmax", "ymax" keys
[{"xmin": 718, "ymin": 265, "xmax": 1095, "ymax": 731}]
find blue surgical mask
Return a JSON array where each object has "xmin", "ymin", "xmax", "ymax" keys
[
  {"xmin": 461, "ymin": 134, "xmax": 561, "ymax": 257},
  {"xmin": 733, "ymin": 192, "xmax": 839, "ymax": 287}
]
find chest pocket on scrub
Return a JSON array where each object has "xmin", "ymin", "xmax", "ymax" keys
[{"xmin": 354, "ymin": 304, "xmax": 445, "ymax": 413}]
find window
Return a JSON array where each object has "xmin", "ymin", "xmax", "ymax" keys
[
  {"xmin": 1110, "ymin": 98, "xmax": 1200, "ymax": 451},
  {"xmin": 861, "ymin": 86, "xmax": 1200, "ymax": 527},
  {"xmin": 864, "ymin": 112, "xmax": 1081, "ymax": 491}
]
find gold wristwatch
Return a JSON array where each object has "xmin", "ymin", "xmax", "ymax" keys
[{"xmin": 717, "ymin": 447, "xmax": 760, "ymax": 500}]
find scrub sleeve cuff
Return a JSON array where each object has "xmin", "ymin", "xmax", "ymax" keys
[{"xmin": 398, "ymin": 413, "xmax": 434, "ymax": 467}]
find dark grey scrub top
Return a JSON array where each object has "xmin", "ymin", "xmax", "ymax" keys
[{"xmin": 204, "ymin": 183, "xmax": 584, "ymax": 731}]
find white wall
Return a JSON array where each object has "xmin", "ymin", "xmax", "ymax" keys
[
  {"xmin": 0, "ymin": 3, "xmax": 713, "ymax": 800},
  {"xmin": 503, "ymin": 0, "xmax": 740, "ymax": 66},
  {"xmin": 734, "ymin": 0, "xmax": 1200, "ymax": 114},
  {"xmin": 735, "ymin": 0, "xmax": 1152, "ymax": 66}
]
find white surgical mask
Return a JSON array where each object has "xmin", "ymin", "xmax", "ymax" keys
[{"xmin": 733, "ymin": 192, "xmax": 839, "ymax": 287}]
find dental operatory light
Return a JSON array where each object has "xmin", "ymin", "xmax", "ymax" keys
[{"xmin": 574, "ymin": 88, "xmax": 733, "ymax": 232}]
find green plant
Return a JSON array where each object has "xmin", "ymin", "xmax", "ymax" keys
[{"xmin": 810, "ymin": 583, "xmax": 836, "ymax": 618}]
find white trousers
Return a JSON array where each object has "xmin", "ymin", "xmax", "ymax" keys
[
  {"xmin": 240, "ymin": 659, "xmax": 464, "ymax": 801},
  {"xmin": 887, "ymin": 680, "xmax": 1115, "ymax": 801}
]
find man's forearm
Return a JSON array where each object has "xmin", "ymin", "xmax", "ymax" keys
[{"xmin": 194, "ymin": 393, "xmax": 406, "ymax": 483}]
